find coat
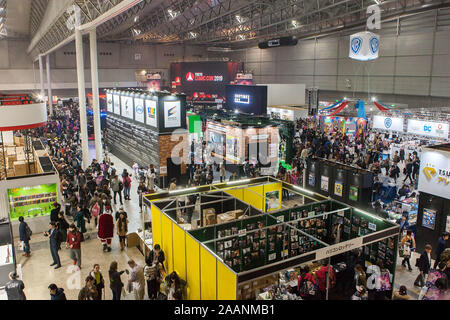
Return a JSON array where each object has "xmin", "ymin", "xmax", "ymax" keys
[
  {"xmin": 98, "ymin": 213, "xmax": 114, "ymax": 239},
  {"xmin": 417, "ymin": 251, "xmax": 432, "ymax": 274},
  {"xmin": 19, "ymin": 222, "xmax": 30, "ymax": 241},
  {"xmin": 50, "ymin": 288, "xmax": 67, "ymax": 300},
  {"xmin": 109, "ymin": 270, "xmax": 125, "ymax": 291}
]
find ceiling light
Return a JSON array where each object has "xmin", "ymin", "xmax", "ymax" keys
[
  {"xmin": 134, "ymin": 16, "xmax": 139, "ymax": 23},
  {"xmin": 343, "ymin": 97, "xmax": 347, "ymax": 100},
  {"xmin": 371, "ymin": 96, "xmax": 376, "ymax": 101}
]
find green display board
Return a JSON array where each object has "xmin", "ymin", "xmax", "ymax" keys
[
  {"xmin": 8, "ymin": 183, "xmax": 57, "ymax": 221},
  {"xmin": 188, "ymin": 114, "xmax": 202, "ymax": 137}
]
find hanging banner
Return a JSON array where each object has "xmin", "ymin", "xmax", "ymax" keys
[
  {"xmin": 134, "ymin": 97, "xmax": 145, "ymax": 123},
  {"xmin": 113, "ymin": 94, "xmax": 120, "ymax": 115},
  {"xmin": 106, "ymin": 93, "xmax": 113, "ymax": 112},
  {"xmin": 373, "ymin": 116, "xmax": 404, "ymax": 132},
  {"xmin": 164, "ymin": 100, "xmax": 181, "ymax": 128},
  {"xmin": 349, "ymin": 31, "xmax": 380, "ymax": 61},
  {"xmin": 121, "ymin": 96, "xmax": 133, "ymax": 119},
  {"xmin": 407, "ymin": 119, "xmax": 449, "ymax": 139},
  {"xmin": 145, "ymin": 99, "xmax": 158, "ymax": 127}
]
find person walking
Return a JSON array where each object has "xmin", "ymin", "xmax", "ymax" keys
[
  {"xmin": 5, "ymin": 272, "xmax": 26, "ymax": 300},
  {"xmin": 414, "ymin": 244, "xmax": 433, "ymax": 287},
  {"xmin": 117, "ymin": 211, "xmax": 129, "ymax": 251},
  {"xmin": 98, "ymin": 209, "xmax": 114, "ymax": 252},
  {"xmin": 127, "ymin": 259, "xmax": 145, "ymax": 300},
  {"xmin": 56, "ymin": 212, "xmax": 69, "ymax": 244},
  {"xmin": 109, "ymin": 261, "xmax": 126, "ymax": 300},
  {"xmin": 44, "ymin": 222, "xmax": 61, "ymax": 269},
  {"xmin": 18, "ymin": 216, "xmax": 31, "ymax": 257},
  {"xmin": 400, "ymin": 231, "xmax": 416, "ymax": 271},
  {"xmin": 434, "ymin": 232, "xmax": 449, "ymax": 269},
  {"xmin": 48, "ymin": 284, "xmax": 67, "ymax": 300},
  {"xmin": 403, "ymin": 159, "xmax": 413, "ymax": 184},
  {"xmin": 110, "ymin": 175, "xmax": 123, "ymax": 205},
  {"xmin": 220, "ymin": 163, "xmax": 226, "ymax": 183},
  {"xmin": 66, "ymin": 224, "xmax": 83, "ymax": 269},
  {"xmin": 74, "ymin": 205, "xmax": 87, "ymax": 235},
  {"xmin": 122, "ymin": 171, "xmax": 132, "ymax": 201},
  {"xmin": 78, "ymin": 275, "xmax": 99, "ymax": 300},
  {"xmin": 90, "ymin": 264, "xmax": 105, "ymax": 300},
  {"xmin": 146, "ymin": 165, "xmax": 156, "ymax": 191}
]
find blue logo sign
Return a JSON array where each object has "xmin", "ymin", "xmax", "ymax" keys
[
  {"xmin": 369, "ymin": 37, "xmax": 379, "ymax": 54},
  {"xmin": 136, "ymin": 105, "xmax": 144, "ymax": 114},
  {"xmin": 424, "ymin": 125, "xmax": 432, "ymax": 132},
  {"xmin": 384, "ymin": 118, "xmax": 392, "ymax": 128},
  {"xmin": 351, "ymin": 37, "xmax": 362, "ymax": 54}
]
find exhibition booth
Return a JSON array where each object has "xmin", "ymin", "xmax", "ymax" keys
[
  {"xmin": 321, "ymin": 116, "xmax": 366, "ymax": 137},
  {"xmin": 143, "ymin": 177, "xmax": 399, "ymax": 300},
  {"xmin": 105, "ymin": 89, "xmax": 189, "ymax": 187},
  {"xmin": 416, "ymin": 144, "xmax": 450, "ymax": 254}
]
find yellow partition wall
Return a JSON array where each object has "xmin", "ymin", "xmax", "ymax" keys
[
  {"xmin": 161, "ymin": 214, "xmax": 174, "ymax": 273},
  {"xmin": 186, "ymin": 234, "xmax": 201, "ymax": 300},
  {"xmin": 217, "ymin": 262, "xmax": 237, "ymax": 300},
  {"xmin": 263, "ymin": 182, "xmax": 283, "ymax": 212},
  {"xmin": 151, "ymin": 204, "xmax": 162, "ymax": 247},
  {"xmin": 200, "ymin": 246, "xmax": 217, "ymax": 300},
  {"xmin": 224, "ymin": 188, "xmax": 244, "ymax": 200},
  {"xmin": 244, "ymin": 185, "xmax": 264, "ymax": 211},
  {"xmin": 172, "ymin": 224, "xmax": 186, "ymax": 281}
]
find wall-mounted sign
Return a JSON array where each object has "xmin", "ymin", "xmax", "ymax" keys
[
  {"xmin": 321, "ymin": 176, "xmax": 329, "ymax": 192},
  {"xmin": 113, "ymin": 94, "xmax": 120, "ymax": 115},
  {"xmin": 418, "ymin": 149, "xmax": 450, "ymax": 199},
  {"xmin": 106, "ymin": 93, "xmax": 113, "ymax": 112},
  {"xmin": 334, "ymin": 181, "xmax": 343, "ymax": 197},
  {"xmin": 407, "ymin": 119, "xmax": 449, "ymax": 139},
  {"xmin": 121, "ymin": 96, "xmax": 133, "ymax": 119},
  {"xmin": 134, "ymin": 98, "xmax": 145, "ymax": 123},
  {"xmin": 349, "ymin": 186, "xmax": 359, "ymax": 201},
  {"xmin": 145, "ymin": 99, "xmax": 157, "ymax": 127},
  {"xmin": 185, "ymin": 72, "xmax": 223, "ymax": 82},
  {"xmin": 308, "ymin": 173, "xmax": 315, "ymax": 187},
  {"xmin": 372, "ymin": 116, "xmax": 404, "ymax": 132},
  {"xmin": 234, "ymin": 94, "xmax": 250, "ymax": 104},
  {"xmin": 368, "ymin": 222, "xmax": 377, "ymax": 231},
  {"xmin": 446, "ymin": 215, "xmax": 450, "ymax": 233},
  {"xmin": 315, "ymin": 237, "xmax": 363, "ymax": 260},
  {"xmin": 422, "ymin": 208, "xmax": 436, "ymax": 230},
  {"xmin": 164, "ymin": 100, "xmax": 181, "ymax": 128}
]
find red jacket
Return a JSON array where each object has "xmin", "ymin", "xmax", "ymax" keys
[
  {"xmin": 98, "ymin": 213, "xmax": 114, "ymax": 239},
  {"xmin": 297, "ymin": 273, "xmax": 316, "ymax": 293},
  {"xmin": 67, "ymin": 231, "xmax": 82, "ymax": 249},
  {"xmin": 315, "ymin": 266, "xmax": 336, "ymax": 292}
]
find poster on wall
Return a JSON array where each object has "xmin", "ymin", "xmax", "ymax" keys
[
  {"xmin": 164, "ymin": 100, "xmax": 181, "ymax": 128},
  {"xmin": 106, "ymin": 93, "xmax": 113, "ymax": 112},
  {"xmin": 334, "ymin": 181, "xmax": 343, "ymax": 197},
  {"xmin": 349, "ymin": 186, "xmax": 359, "ymax": 201},
  {"xmin": 113, "ymin": 94, "xmax": 120, "ymax": 115},
  {"xmin": 145, "ymin": 99, "xmax": 158, "ymax": 127},
  {"xmin": 8, "ymin": 184, "xmax": 58, "ymax": 221},
  {"xmin": 121, "ymin": 96, "xmax": 133, "ymax": 119},
  {"xmin": 265, "ymin": 190, "xmax": 280, "ymax": 212},
  {"xmin": 321, "ymin": 176, "xmax": 329, "ymax": 192},
  {"xmin": 446, "ymin": 215, "xmax": 450, "ymax": 233},
  {"xmin": 422, "ymin": 208, "xmax": 436, "ymax": 230},
  {"xmin": 225, "ymin": 135, "xmax": 240, "ymax": 162},
  {"xmin": 308, "ymin": 173, "xmax": 315, "ymax": 187},
  {"xmin": 134, "ymin": 98, "xmax": 145, "ymax": 123}
]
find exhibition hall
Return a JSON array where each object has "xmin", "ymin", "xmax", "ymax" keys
[{"xmin": 0, "ymin": 0, "xmax": 449, "ymax": 308}]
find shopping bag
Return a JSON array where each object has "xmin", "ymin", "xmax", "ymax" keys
[{"xmin": 18, "ymin": 241, "xmax": 24, "ymax": 251}]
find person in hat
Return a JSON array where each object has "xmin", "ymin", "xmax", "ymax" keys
[
  {"xmin": 434, "ymin": 232, "xmax": 449, "ymax": 269},
  {"xmin": 5, "ymin": 272, "xmax": 26, "ymax": 300},
  {"xmin": 98, "ymin": 209, "xmax": 114, "ymax": 252}
]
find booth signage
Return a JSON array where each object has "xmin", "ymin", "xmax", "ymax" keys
[
  {"xmin": 316, "ymin": 237, "xmax": 363, "ymax": 260},
  {"xmin": 106, "ymin": 93, "xmax": 113, "ymax": 112},
  {"xmin": 121, "ymin": 96, "xmax": 133, "ymax": 119},
  {"xmin": 164, "ymin": 100, "xmax": 181, "ymax": 128},
  {"xmin": 113, "ymin": 94, "xmax": 120, "ymax": 115},
  {"xmin": 234, "ymin": 94, "xmax": 250, "ymax": 104},
  {"xmin": 134, "ymin": 98, "xmax": 145, "ymax": 123},
  {"xmin": 407, "ymin": 119, "xmax": 449, "ymax": 139},
  {"xmin": 349, "ymin": 186, "xmax": 358, "ymax": 201},
  {"xmin": 334, "ymin": 181, "xmax": 343, "ymax": 197},
  {"xmin": 368, "ymin": 222, "xmax": 377, "ymax": 231},
  {"xmin": 418, "ymin": 149, "xmax": 450, "ymax": 199},
  {"xmin": 145, "ymin": 99, "xmax": 157, "ymax": 127},
  {"xmin": 320, "ymin": 176, "xmax": 329, "ymax": 192},
  {"xmin": 372, "ymin": 116, "xmax": 404, "ymax": 132},
  {"xmin": 349, "ymin": 31, "xmax": 379, "ymax": 61},
  {"xmin": 185, "ymin": 72, "xmax": 223, "ymax": 82}
]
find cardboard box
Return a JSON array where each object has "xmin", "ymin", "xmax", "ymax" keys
[
  {"xmin": 205, "ymin": 214, "xmax": 216, "ymax": 226},
  {"xmin": 202, "ymin": 208, "xmax": 215, "ymax": 226},
  {"xmin": 217, "ymin": 212, "xmax": 235, "ymax": 224},
  {"xmin": 14, "ymin": 160, "xmax": 27, "ymax": 176},
  {"xmin": 225, "ymin": 209, "xmax": 244, "ymax": 219}
]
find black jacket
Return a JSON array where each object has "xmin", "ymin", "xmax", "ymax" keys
[
  {"xmin": 147, "ymin": 249, "xmax": 165, "ymax": 266},
  {"xmin": 417, "ymin": 251, "xmax": 432, "ymax": 274},
  {"xmin": 51, "ymin": 288, "xmax": 67, "ymax": 300},
  {"xmin": 50, "ymin": 207, "xmax": 60, "ymax": 222},
  {"xmin": 19, "ymin": 222, "xmax": 30, "ymax": 241},
  {"xmin": 109, "ymin": 270, "xmax": 125, "ymax": 291}
]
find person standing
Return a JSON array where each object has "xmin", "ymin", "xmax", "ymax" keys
[
  {"xmin": 146, "ymin": 165, "xmax": 156, "ymax": 192},
  {"xmin": 66, "ymin": 224, "xmax": 82, "ymax": 269},
  {"xmin": 220, "ymin": 163, "xmax": 226, "ymax": 183},
  {"xmin": 48, "ymin": 283, "xmax": 67, "ymax": 300},
  {"xmin": 414, "ymin": 244, "xmax": 433, "ymax": 287},
  {"xmin": 56, "ymin": 212, "xmax": 69, "ymax": 244},
  {"xmin": 434, "ymin": 232, "xmax": 449, "ymax": 269},
  {"xmin": 147, "ymin": 244, "xmax": 166, "ymax": 270},
  {"xmin": 50, "ymin": 202, "xmax": 61, "ymax": 223},
  {"xmin": 98, "ymin": 210, "xmax": 114, "ymax": 252},
  {"xmin": 127, "ymin": 259, "xmax": 145, "ymax": 300},
  {"xmin": 117, "ymin": 212, "xmax": 129, "ymax": 251},
  {"xmin": 400, "ymin": 231, "xmax": 416, "ymax": 271},
  {"xmin": 122, "ymin": 170, "xmax": 132, "ymax": 201},
  {"xmin": 169, "ymin": 178, "xmax": 177, "ymax": 191},
  {"xmin": 137, "ymin": 181, "xmax": 148, "ymax": 212},
  {"xmin": 44, "ymin": 222, "xmax": 61, "ymax": 269},
  {"xmin": 78, "ymin": 275, "xmax": 99, "ymax": 300},
  {"xmin": 110, "ymin": 175, "xmax": 123, "ymax": 205},
  {"xmin": 90, "ymin": 264, "xmax": 105, "ymax": 300},
  {"xmin": 144, "ymin": 260, "xmax": 163, "ymax": 300},
  {"xmin": 18, "ymin": 216, "xmax": 31, "ymax": 257},
  {"xmin": 403, "ymin": 159, "xmax": 413, "ymax": 184},
  {"xmin": 74, "ymin": 205, "xmax": 87, "ymax": 235},
  {"xmin": 109, "ymin": 261, "xmax": 126, "ymax": 300},
  {"xmin": 5, "ymin": 272, "xmax": 26, "ymax": 300}
]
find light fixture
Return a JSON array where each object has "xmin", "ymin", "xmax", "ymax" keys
[
  {"xmin": 227, "ymin": 179, "xmax": 250, "ymax": 185},
  {"xmin": 169, "ymin": 187, "xmax": 198, "ymax": 194},
  {"xmin": 354, "ymin": 208, "xmax": 384, "ymax": 222},
  {"xmin": 371, "ymin": 96, "xmax": 376, "ymax": 102},
  {"xmin": 134, "ymin": 16, "xmax": 139, "ymax": 23},
  {"xmin": 234, "ymin": 109, "xmax": 239, "ymax": 114},
  {"xmin": 343, "ymin": 97, "xmax": 347, "ymax": 100}
]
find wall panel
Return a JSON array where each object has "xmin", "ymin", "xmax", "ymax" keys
[
  {"xmin": 186, "ymin": 234, "xmax": 201, "ymax": 300},
  {"xmin": 151, "ymin": 204, "xmax": 162, "ymax": 249},
  {"xmin": 161, "ymin": 214, "xmax": 174, "ymax": 273},
  {"xmin": 172, "ymin": 224, "xmax": 187, "ymax": 281},
  {"xmin": 200, "ymin": 246, "xmax": 217, "ymax": 300},
  {"xmin": 217, "ymin": 262, "xmax": 237, "ymax": 300}
]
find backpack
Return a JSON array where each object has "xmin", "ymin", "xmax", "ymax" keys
[
  {"xmin": 299, "ymin": 277, "xmax": 316, "ymax": 296},
  {"xmin": 124, "ymin": 176, "xmax": 131, "ymax": 187},
  {"xmin": 118, "ymin": 181, "xmax": 124, "ymax": 191},
  {"xmin": 91, "ymin": 202, "xmax": 100, "ymax": 218},
  {"xmin": 25, "ymin": 223, "xmax": 32, "ymax": 239}
]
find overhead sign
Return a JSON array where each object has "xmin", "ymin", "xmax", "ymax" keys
[
  {"xmin": 185, "ymin": 72, "xmax": 223, "ymax": 82},
  {"xmin": 106, "ymin": 93, "xmax": 113, "ymax": 112},
  {"xmin": 113, "ymin": 94, "xmax": 120, "ymax": 115},
  {"xmin": 407, "ymin": 119, "xmax": 449, "ymax": 139},
  {"xmin": 373, "ymin": 116, "xmax": 404, "ymax": 132},
  {"xmin": 121, "ymin": 96, "xmax": 133, "ymax": 119},
  {"xmin": 315, "ymin": 237, "xmax": 363, "ymax": 260},
  {"xmin": 134, "ymin": 97, "xmax": 145, "ymax": 123},
  {"xmin": 418, "ymin": 149, "xmax": 450, "ymax": 199},
  {"xmin": 164, "ymin": 100, "xmax": 181, "ymax": 128},
  {"xmin": 145, "ymin": 99, "xmax": 157, "ymax": 127},
  {"xmin": 349, "ymin": 31, "xmax": 379, "ymax": 61}
]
